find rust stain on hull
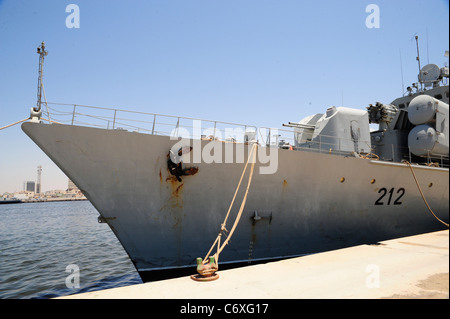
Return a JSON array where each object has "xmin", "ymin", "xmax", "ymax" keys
[
  {"xmin": 174, "ymin": 183, "xmax": 184, "ymax": 197},
  {"xmin": 164, "ymin": 169, "xmax": 184, "ymax": 208}
]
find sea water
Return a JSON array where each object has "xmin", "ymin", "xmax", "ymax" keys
[{"xmin": 0, "ymin": 200, "xmax": 142, "ymax": 299}]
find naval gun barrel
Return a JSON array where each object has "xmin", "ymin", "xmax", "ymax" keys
[{"xmin": 282, "ymin": 122, "xmax": 316, "ymax": 129}]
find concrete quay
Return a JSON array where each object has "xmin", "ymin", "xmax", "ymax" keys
[{"xmin": 59, "ymin": 230, "xmax": 449, "ymax": 299}]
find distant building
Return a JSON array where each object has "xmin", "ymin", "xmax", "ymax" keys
[
  {"xmin": 67, "ymin": 179, "xmax": 78, "ymax": 191},
  {"xmin": 44, "ymin": 189, "xmax": 65, "ymax": 198},
  {"xmin": 36, "ymin": 165, "xmax": 42, "ymax": 194},
  {"xmin": 14, "ymin": 191, "xmax": 35, "ymax": 200},
  {"xmin": 67, "ymin": 179, "xmax": 85, "ymax": 198},
  {"xmin": 24, "ymin": 181, "xmax": 36, "ymax": 193}
]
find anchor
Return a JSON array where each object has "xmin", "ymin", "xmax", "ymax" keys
[{"xmin": 167, "ymin": 146, "xmax": 198, "ymax": 182}]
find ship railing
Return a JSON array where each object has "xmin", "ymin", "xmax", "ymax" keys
[
  {"xmin": 257, "ymin": 126, "xmax": 449, "ymax": 167},
  {"xmin": 369, "ymin": 144, "xmax": 449, "ymax": 168},
  {"xmin": 405, "ymin": 150, "xmax": 449, "ymax": 168},
  {"xmin": 257, "ymin": 126, "xmax": 373, "ymax": 155},
  {"xmin": 44, "ymin": 102, "xmax": 257, "ymax": 144},
  {"xmin": 368, "ymin": 138, "xmax": 449, "ymax": 168},
  {"xmin": 45, "ymin": 102, "xmax": 360, "ymax": 151},
  {"xmin": 43, "ymin": 103, "xmax": 449, "ymax": 168}
]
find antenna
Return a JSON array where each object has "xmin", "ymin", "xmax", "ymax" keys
[
  {"xmin": 35, "ymin": 41, "xmax": 48, "ymax": 112},
  {"xmin": 426, "ymin": 28, "xmax": 429, "ymax": 64},
  {"xmin": 399, "ymin": 49, "xmax": 405, "ymax": 96},
  {"xmin": 415, "ymin": 36, "xmax": 422, "ymax": 89}
]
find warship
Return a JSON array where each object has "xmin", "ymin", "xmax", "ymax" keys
[{"xmin": 22, "ymin": 42, "xmax": 449, "ymax": 281}]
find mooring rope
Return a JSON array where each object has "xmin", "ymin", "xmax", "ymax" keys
[
  {"xmin": 41, "ymin": 118, "xmax": 61, "ymax": 124},
  {"xmin": 202, "ymin": 143, "xmax": 258, "ymax": 265},
  {"xmin": 0, "ymin": 117, "xmax": 61, "ymax": 131},
  {"xmin": 0, "ymin": 118, "xmax": 30, "ymax": 131},
  {"xmin": 402, "ymin": 160, "xmax": 449, "ymax": 228}
]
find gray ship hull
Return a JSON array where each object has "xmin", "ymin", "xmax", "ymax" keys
[{"xmin": 22, "ymin": 122, "xmax": 449, "ymax": 280}]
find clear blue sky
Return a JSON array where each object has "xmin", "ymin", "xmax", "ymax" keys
[{"xmin": 0, "ymin": 0, "xmax": 449, "ymax": 193}]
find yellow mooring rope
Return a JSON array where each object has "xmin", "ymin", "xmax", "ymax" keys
[
  {"xmin": 0, "ymin": 117, "xmax": 61, "ymax": 131},
  {"xmin": 402, "ymin": 160, "xmax": 449, "ymax": 228},
  {"xmin": 202, "ymin": 143, "xmax": 258, "ymax": 266},
  {"xmin": 0, "ymin": 118, "xmax": 30, "ymax": 131}
]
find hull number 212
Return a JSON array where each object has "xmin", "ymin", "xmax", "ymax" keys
[{"xmin": 375, "ymin": 187, "xmax": 405, "ymax": 205}]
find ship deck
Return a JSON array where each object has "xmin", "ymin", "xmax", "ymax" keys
[{"xmin": 58, "ymin": 229, "xmax": 448, "ymax": 299}]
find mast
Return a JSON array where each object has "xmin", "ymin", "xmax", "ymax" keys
[
  {"xmin": 415, "ymin": 36, "xmax": 422, "ymax": 90},
  {"xmin": 35, "ymin": 41, "xmax": 48, "ymax": 112}
]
